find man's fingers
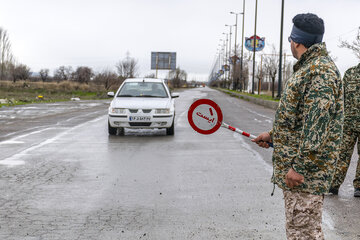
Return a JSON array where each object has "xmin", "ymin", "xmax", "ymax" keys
[
  {"xmin": 289, "ymin": 178, "xmax": 304, "ymax": 188},
  {"xmin": 260, "ymin": 142, "xmax": 269, "ymax": 148},
  {"xmin": 252, "ymin": 136, "xmax": 262, "ymax": 142},
  {"xmin": 285, "ymin": 178, "xmax": 292, "ymax": 188}
]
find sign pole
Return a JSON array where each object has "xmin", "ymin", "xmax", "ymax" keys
[
  {"xmin": 251, "ymin": 0, "xmax": 258, "ymax": 94},
  {"xmin": 156, "ymin": 53, "xmax": 159, "ymax": 78}
]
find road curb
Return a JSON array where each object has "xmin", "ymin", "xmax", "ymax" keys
[{"xmin": 217, "ymin": 89, "xmax": 279, "ymax": 110}]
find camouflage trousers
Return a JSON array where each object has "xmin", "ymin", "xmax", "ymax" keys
[
  {"xmin": 331, "ymin": 127, "xmax": 360, "ymax": 189},
  {"xmin": 283, "ymin": 190, "xmax": 324, "ymax": 240}
]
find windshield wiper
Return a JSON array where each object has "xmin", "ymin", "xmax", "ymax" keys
[
  {"xmin": 117, "ymin": 95, "xmax": 134, "ymax": 97},
  {"xmin": 136, "ymin": 95, "xmax": 160, "ymax": 98}
]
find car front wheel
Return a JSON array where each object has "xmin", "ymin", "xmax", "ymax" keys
[
  {"xmin": 118, "ymin": 127, "xmax": 124, "ymax": 136},
  {"xmin": 166, "ymin": 120, "xmax": 175, "ymax": 136},
  {"xmin": 108, "ymin": 122, "xmax": 117, "ymax": 135}
]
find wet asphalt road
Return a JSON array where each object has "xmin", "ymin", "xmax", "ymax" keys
[{"xmin": 0, "ymin": 87, "xmax": 359, "ymax": 240}]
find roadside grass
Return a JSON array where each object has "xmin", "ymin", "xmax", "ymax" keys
[
  {"xmin": 0, "ymin": 80, "xmax": 109, "ymax": 108},
  {"xmin": 220, "ymin": 88, "xmax": 280, "ymax": 102}
]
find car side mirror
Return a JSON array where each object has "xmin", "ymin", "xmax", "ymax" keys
[
  {"xmin": 107, "ymin": 92, "xmax": 115, "ymax": 97},
  {"xmin": 171, "ymin": 93, "xmax": 179, "ymax": 98}
]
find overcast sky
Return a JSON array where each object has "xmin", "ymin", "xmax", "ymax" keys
[{"xmin": 0, "ymin": 0, "xmax": 359, "ymax": 81}]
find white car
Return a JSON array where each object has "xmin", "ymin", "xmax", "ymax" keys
[{"xmin": 107, "ymin": 78, "xmax": 179, "ymax": 136}]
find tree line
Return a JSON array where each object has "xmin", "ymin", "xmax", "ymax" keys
[{"xmin": 0, "ymin": 26, "xmax": 190, "ymax": 90}]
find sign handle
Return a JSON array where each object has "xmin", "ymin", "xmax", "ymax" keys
[{"xmin": 221, "ymin": 122, "xmax": 273, "ymax": 148}]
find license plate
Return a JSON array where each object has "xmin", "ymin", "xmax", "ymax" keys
[{"xmin": 129, "ymin": 116, "xmax": 151, "ymax": 121}]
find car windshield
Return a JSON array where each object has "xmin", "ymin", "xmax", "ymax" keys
[{"xmin": 117, "ymin": 82, "xmax": 168, "ymax": 98}]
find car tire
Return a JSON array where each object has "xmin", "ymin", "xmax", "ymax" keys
[
  {"xmin": 166, "ymin": 120, "xmax": 175, "ymax": 136},
  {"xmin": 108, "ymin": 122, "xmax": 117, "ymax": 135},
  {"xmin": 118, "ymin": 127, "xmax": 125, "ymax": 136}
]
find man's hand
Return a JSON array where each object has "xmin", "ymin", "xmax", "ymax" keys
[
  {"xmin": 285, "ymin": 168, "xmax": 304, "ymax": 188},
  {"xmin": 251, "ymin": 132, "xmax": 272, "ymax": 148}
]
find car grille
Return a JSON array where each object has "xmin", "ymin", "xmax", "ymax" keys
[
  {"xmin": 129, "ymin": 122, "xmax": 151, "ymax": 127},
  {"xmin": 129, "ymin": 109, "xmax": 138, "ymax": 113},
  {"xmin": 142, "ymin": 109, "xmax": 152, "ymax": 113}
]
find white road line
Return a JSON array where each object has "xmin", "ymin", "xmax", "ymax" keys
[
  {"xmin": 0, "ymin": 116, "xmax": 104, "ymax": 166},
  {"xmin": 0, "ymin": 128, "xmax": 56, "ymax": 144},
  {"xmin": 243, "ymin": 106, "xmax": 273, "ymax": 121},
  {"xmin": 176, "ymin": 110, "xmax": 188, "ymax": 126},
  {"xmin": 0, "ymin": 140, "xmax": 25, "ymax": 144}
]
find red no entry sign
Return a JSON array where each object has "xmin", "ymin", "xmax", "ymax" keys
[
  {"xmin": 187, "ymin": 99, "xmax": 223, "ymax": 135},
  {"xmin": 187, "ymin": 98, "xmax": 273, "ymax": 148}
]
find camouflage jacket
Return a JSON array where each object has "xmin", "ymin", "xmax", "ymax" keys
[
  {"xmin": 343, "ymin": 64, "xmax": 360, "ymax": 129},
  {"xmin": 270, "ymin": 43, "xmax": 343, "ymax": 195}
]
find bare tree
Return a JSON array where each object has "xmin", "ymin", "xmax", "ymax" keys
[
  {"xmin": 115, "ymin": 52, "xmax": 139, "ymax": 78},
  {"xmin": 93, "ymin": 70, "xmax": 119, "ymax": 90},
  {"xmin": 10, "ymin": 63, "xmax": 31, "ymax": 82},
  {"xmin": 283, "ymin": 60, "xmax": 295, "ymax": 88},
  {"xmin": 0, "ymin": 27, "xmax": 14, "ymax": 80},
  {"xmin": 39, "ymin": 69, "xmax": 49, "ymax": 82},
  {"xmin": 263, "ymin": 46, "xmax": 279, "ymax": 98},
  {"xmin": 233, "ymin": 52, "xmax": 251, "ymax": 91},
  {"xmin": 144, "ymin": 73, "xmax": 156, "ymax": 78},
  {"xmin": 255, "ymin": 64, "xmax": 265, "ymax": 95},
  {"xmin": 168, "ymin": 67, "xmax": 187, "ymax": 88},
  {"xmin": 54, "ymin": 66, "xmax": 73, "ymax": 82},
  {"xmin": 339, "ymin": 27, "xmax": 360, "ymax": 60},
  {"xmin": 73, "ymin": 66, "xmax": 93, "ymax": 84}
]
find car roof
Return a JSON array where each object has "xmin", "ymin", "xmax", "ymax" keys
[{"xmin": 124, "ymin": 78, "xmax": 164, "ymax": 83}]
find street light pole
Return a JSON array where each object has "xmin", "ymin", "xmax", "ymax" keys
[
  {"xmin": 225, "ymin": 24, "xmax": 234, "ymax": 88},
  {"xmin": 251, "ymin": 0, "xmax": 258, "ymax": 94},
  {"xmin": 230, "ymin": 13, "xmax": 239, "ymax": 56},
  {"xmin": 240, "ymin": 0, "xmax": 245, "ymax": 91},
  {"xmin": 230, "ymin": 11, "xmax": 241, "ymax": 90},
  {"xmin": 223, "ymin": 32, "xmax": 229, "ymax": 88},
  {"xmin": 277, "ymin": 0, "xmax": 285, "ymax": 98}
]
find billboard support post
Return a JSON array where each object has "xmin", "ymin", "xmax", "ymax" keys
[{"xmin": 151, "ymin": 52, "xmax": 176, "ymax": 79}]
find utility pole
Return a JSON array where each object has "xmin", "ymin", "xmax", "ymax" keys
[{"xmin": 277, "ymin": 0, "xmax": 285, "ymax": 98}]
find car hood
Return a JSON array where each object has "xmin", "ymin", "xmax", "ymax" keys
[{"xmin": 111, "ymin": 97, "xmax": 172, "ymax": 109}]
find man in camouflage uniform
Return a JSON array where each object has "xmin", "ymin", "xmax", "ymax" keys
[
  {"xmin": 330, "ymin": 64, "xmax": 360, "ymax": 197},
  {"xmin": 252, "ymin": 13, "xmax": 343, "ymax": 240}
]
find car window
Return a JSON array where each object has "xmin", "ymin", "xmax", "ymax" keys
[{"xmin": 117, "ymin": 82, "xmax": 168, "ymax": 98}]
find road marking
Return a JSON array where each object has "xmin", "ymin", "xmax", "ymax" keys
[
  {"xmin": 243, "ymin": 106, "xmax": 273, "ymax": 121},
  {"xmin": 0, "ymin": 128, "xmax": 55, "ymax": 145},
  {"xmin": 65, "ymin": 111, "xmax": 103, "ymax": 122},
  {"xmin": 0, "ymin": 116, "xmax": 104, "ymax": 166},
  {"xmin": 0, "ymin": 140, "xmax": 25, "ymax": 144},
  {"xmin": 176, "ymin": 110, "xmax": 188, "ymax": 126}
]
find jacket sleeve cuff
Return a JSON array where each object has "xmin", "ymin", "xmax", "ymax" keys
[
  {"xmin": 292, "ymin": 156, "xmax": 306, "ymax": 175},
  {"xmin": 268, "ymin": 129, "xmax": 273, "ymax": 140}
]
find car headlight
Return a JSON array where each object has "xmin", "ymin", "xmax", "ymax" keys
[
  {"xmin": 155, "ymin": 108, "xmax": 170, "ymax": 114},
  {"xmin": 110, "ymin": 108, "xmax": 126, "ymax": 114}
]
